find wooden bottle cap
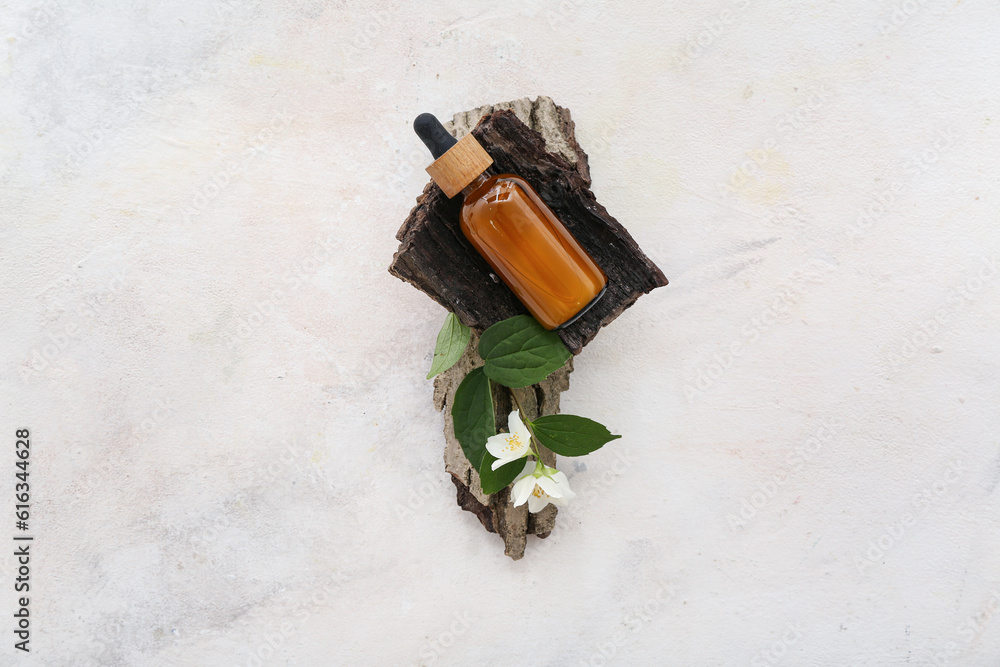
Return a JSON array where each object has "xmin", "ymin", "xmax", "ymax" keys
[{"xmin": 425, "ymin": 133, "xmax": 494, "ymax": 198}]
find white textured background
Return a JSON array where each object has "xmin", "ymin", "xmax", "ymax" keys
[{"xmin": 2, "ymin": 1, "xmax": 999, "ymax": 665}]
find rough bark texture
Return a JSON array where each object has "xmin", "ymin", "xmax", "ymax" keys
[
  {"xmin": 390, "ymin": 96, "xmax": 668, "ymax": 355},
  {"xmin": 433, "ymin": 331, "xmax": 568, "ymax": 560},
  {"xmin": 392, "ymin": 96, "xmax": 666, "ymax": 559}
]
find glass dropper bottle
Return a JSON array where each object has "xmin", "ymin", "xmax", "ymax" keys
[{"xmin": 414, "ymin": 113, "xmax": 607, "ymax": 331}]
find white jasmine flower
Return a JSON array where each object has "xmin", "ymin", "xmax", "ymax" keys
[
  {"xmin": 511, "ymin": 459, "xmax": 576, "ymax": 513},
  {"xmin": 485, "ymin": 410, "xmax": 532, "ymax": 470}
]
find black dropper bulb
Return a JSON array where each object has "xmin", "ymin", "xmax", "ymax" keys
[{"xmin": 413, "ymin": 113, "xmax": 457, "ymax": 160}]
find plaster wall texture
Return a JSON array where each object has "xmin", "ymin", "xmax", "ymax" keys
[{"xmin": 2, "ymin": 0, "xmax": 999, "ymax": 665}]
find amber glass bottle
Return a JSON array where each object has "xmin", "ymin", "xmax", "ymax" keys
[{"xmin": 414, "ymin": 113, "xmax": 607, "ymax": 330}]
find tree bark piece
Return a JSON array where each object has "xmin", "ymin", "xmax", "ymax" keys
[
  {"xmin": 390, "ymin": 96, "xmax": 667, "ymax": 355},
  {"xmin": 397, "ymin": 97, "xmax": 665, "ymax": 559},
  {"xmin": 433, "ymin": 331, "xmax": 567, "ymax": 560}
]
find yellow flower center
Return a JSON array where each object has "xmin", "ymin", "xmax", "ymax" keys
[
  {"xmin": 532, "ymin": 485, "xmax": 546, "ymax": 498},
  {"xmin": 504, "ymin": 433, "xmax": 522, "ymax": 453}
]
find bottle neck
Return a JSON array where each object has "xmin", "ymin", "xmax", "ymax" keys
[{"xmin": 460, "ymin": 172, "xmax": 490, "ymax": 199}]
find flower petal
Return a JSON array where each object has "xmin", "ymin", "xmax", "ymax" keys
[
  {"xmin": 484, "ymin": 432, "xmax": 511, "ymax": 460},
  {"xmin": 490, "ymin": 456, "xmax": 510, "ymax": 471},
  {"xmin": 548, "ymin": 494, "xmax": 569, "ymax": 507},
  {"xmin": 509, "ymin": 409, "xmax": 531, "ymax": 443},
  {"xmin": 549, "ymin": 471, "xmax": 576, "ymax": 500},
  {"xmin": 548, "ymin": 469, "xmax": 567, "ymax": 483},
  {"xmin": 527, "ymin": 492, "xmax": 549, "ymax": 513},
  {"xmin": 511, "ymin": 460, "xmax": 536, "ymax": 507},
  {"xmin": 512, "ymin": 477, "xmax": 534, "ymax": 507},
  {"xmin": 535, "ymin": 474, "xmax": 563, "ymax": 499},
  {"xmin": 509, "ymin": 436, "xmax": 529, "ymax": 459}
]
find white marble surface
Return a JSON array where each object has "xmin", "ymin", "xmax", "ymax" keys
[{"xmin": 3, "ymin": 0, "xmax": 1000, "ymax": 665}]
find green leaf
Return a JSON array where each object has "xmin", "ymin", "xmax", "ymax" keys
[
  {"xmin": 478, "ymin": 315, "xmax": 572, "ymax": 388},
  {"xmin": 479, "ymin": 454, "xmax": 525, "ymax": 495},
  {"xmin": 529, "ymin": 414, "xmax": 621, "ymax": 457},
  {"xmin": 427, "ymin": 312, "xmax": 471, "ymax": 379},
  {"xmin": 451, "ymin": 367, "xmax": 494, "ymax": 470}
]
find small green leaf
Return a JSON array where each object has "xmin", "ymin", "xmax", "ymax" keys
[
  {"xmin": 427, "ymin": 312, "xmax": 471, "ymax": 379},
  {"xmin": 451, "ymin": 367, "xmax": 494, "ymax": 470},
  {"xmin": 478, "ymin": 315, "xmax": 572, "ymax": 388},
  {"xmin": 529, "ymin": 414, "xmax": 621, "ymax": 456},
  {"xmin": 479, "ymin": 454, "xmax": 525, "ymax": 495}
]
